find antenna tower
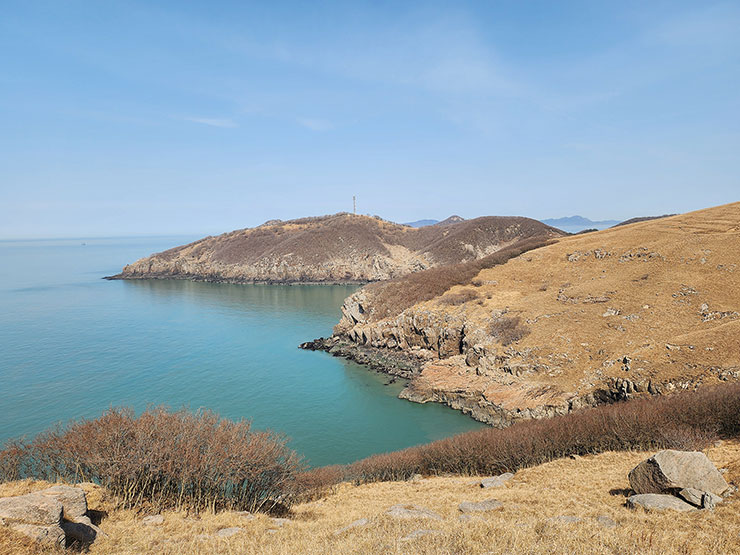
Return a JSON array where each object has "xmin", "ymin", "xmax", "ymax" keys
[{"xmin": 353, "ymin": 195, "xmax": 356, "ymax": 215}]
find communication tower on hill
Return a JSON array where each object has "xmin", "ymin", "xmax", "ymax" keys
[{"xmin": 353, "ymin": 195, "xmax": 356, "ymax": 215}]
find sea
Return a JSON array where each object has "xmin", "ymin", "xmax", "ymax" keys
[{"xmin": 0, "ymin": 236, "xmax": 483, "ymax": 466}]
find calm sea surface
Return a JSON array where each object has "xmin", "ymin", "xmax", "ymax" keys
[{"xmin": 0, "ymin": 236, "xmax": 483, "ymax": 466}]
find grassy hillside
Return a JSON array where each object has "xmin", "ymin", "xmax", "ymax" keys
[
  {"xmin": 2, "ymin": 442, "xmax": 738, "ymax": 554},
  {"xmin": 333, "ymin": 202, "xmax": 740, "ymax": 424}
]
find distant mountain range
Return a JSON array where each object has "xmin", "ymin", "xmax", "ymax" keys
[
  {"xmin": 540, "ymin": 216, "xmax": 620, "ymax": 233},
  {"xmin": 404, "ymin": 216, "xmax": 465, "ymax": 228}
]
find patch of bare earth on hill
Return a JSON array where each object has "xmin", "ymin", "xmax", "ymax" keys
[{"xmin": 327, "ymin": 202, "xmax": 740, "ymax": 426}]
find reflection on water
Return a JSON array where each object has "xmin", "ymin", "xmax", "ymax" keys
[{"xmin": 0, "ymin": 237, "xmax": 484, "ymax": 466}]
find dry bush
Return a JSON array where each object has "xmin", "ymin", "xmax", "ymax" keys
[
  {"xmin": 471, "ymin": 278, "xmax": 484, "ymax": 287},
  {"xmin": 489, "ymin": 315, "xmax": 530, "ymax": 346},
  {"xmin": 440, "ymin": 288, "xmax": 479, "ymax": 306},
  {"xmin": 364, "ymin": 237, "xmax": 553, "ymax": 321},
  {"xmin": 0, "ymin": 407, "xmax": 304, "ymax": 514},
  {"xmin": 291, "ymin": 465, "xmax": 343, "ymax": 502},
  {"xmin": 338, "ymin": 383, "xmax": 740, "ymax": 483}
]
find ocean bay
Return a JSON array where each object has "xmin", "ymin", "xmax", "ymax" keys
[{"xmin": 0, "ymin": 236, "xmax": 482, "ymax": 466}]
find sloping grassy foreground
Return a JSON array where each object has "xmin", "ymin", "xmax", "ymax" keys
[{"xmin": 2, "ymin": 442, "xmax": 739, "ymax": 554}]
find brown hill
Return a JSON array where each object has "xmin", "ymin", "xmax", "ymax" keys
[
  {"xmin": 109, "ymin": 213, "xmax": 562, "ymax": 283},
  {"xmin": 325, "ymin": 202, "xmax": 740, "ymax": 425}
]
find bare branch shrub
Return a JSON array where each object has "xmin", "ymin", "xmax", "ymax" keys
[
  {"xmin": 440, "ymin": 288, "xmax": 479, "ymax": 306},
  {"xmin": 489, "ymin": 316, "xmax": 530, "ymax": 346},
  {"xmin": 0, "ymin": 407, "xmax": 304, "ymax": 513},
  {"xmin": 364, "ymin": 237, "xmax": 553, "ymax": 321},
  {"xmin": 337, "ymin": 383, "xmax": 740, "ymax": 484}
]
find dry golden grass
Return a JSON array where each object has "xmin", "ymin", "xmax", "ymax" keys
[
  {"xmin": 391, "ymin": 202, "xmax": 740, "ymax": 414},
  {"xmin": 3, "ymin": 443, "xmax": 739, "ymax": 554}
]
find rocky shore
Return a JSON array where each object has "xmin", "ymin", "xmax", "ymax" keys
[{"xmin": 301, "ymin": 204, "xmax": 740, "ymax": 428}]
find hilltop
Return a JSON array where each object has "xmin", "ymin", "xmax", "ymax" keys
[
  {"xmin": 318, "ymin": 202, "xmax": 740, "ymax": 425},
  {"xmin": 108, "ymin": 213, "xmax": 561, "ymax": 284}
]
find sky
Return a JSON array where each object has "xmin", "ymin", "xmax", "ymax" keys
[{"xmin": 1, "ymin": 0, "xmax": 739, "ymax": 238}]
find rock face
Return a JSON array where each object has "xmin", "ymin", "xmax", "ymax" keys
[
  {"xmin": 628, "ymin": 450, "xmax": 729, "ymax": 496},
  {"xmin": 109, "ymin": 213, "xmax": 561, "ymax": 284},
  {"xmin": 0, "ymin": 485, "xmax": 101, "ymax": 547},
  {"xmin": 626, "ymin": 493, "xmax": 697, "ymax": 512}
]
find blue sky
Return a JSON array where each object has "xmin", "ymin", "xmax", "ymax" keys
[{"xmin": 1, "ymin": 1, "xmax": 738, "ymax": 238}]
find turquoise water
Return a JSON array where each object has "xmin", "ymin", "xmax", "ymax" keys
[{"xmin": 0, "ymin": 237, "xmax": 483, "ymax": 466}]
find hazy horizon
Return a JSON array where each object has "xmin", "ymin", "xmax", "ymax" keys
[{"xmin": 2, "ymin": 1, "xmax": 738, "ymax": 238}]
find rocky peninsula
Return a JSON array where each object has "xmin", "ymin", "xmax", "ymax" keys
[
  {"xmin": 107, "ymin": 213, "xmax": 562, "ymax": 284},
  {"xmin": 305, "ymin": 203, "xmax": 740, "ymax": 427}
]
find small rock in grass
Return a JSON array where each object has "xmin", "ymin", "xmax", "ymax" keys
[
  {"xmin": 399, "ymin": 529, "xmax": 441, "ymax": 542},
  {"xmin": 458, "ymin": 499, "xmax": 503, "ymax": 513},
  {"xmin": 480, "ymin": 473, "xmax": 514, "ymax": 488},
  {"xmin": 386, "ymin": 504, "xmax": 442, "ymax": 520},
  {"xmin": 333, "ymin": 518, "xmax": 369, "ymax": 536},
  {"xmin": 215, "ymin": 527, "xmax": 244, "ymax": 538},
  {"xmin": 142, "ymin": 515, "xmax": 164, "ymax": 526},
  {"xmin": 595, "ymin": 515, "xmax": 617, "ymax": 528},
  {"xmin": 549, "ymin": 515, "xmax": 582, "ymax": 524},
  {"xmin": 626, "ymin": 494, "xmax": 696, "ymax": 512}
]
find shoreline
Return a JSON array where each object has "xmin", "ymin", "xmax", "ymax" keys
[{"xmin": 104, "ymin": 274, "xmax": 371, "ymax": 286}]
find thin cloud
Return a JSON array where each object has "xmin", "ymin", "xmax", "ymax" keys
[
  {"xmin": 182, "ymin": 117, "xmax": 238, "ymax": 128},
  {"xmin": 297, "ymin": 118, "xmax": 333, "ymax": 131}
]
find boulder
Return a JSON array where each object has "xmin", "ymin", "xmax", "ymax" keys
[
  {"xmin": 676, "ymin": 487, "xmax": 721, "ymax": 509},
  {"xmin": 628, "ymin": 450, "xmax": 728, "ymax": 496},
  {"xmin": 458, "ymin": 499, "xmax": 503, "ymax": 513},
  {"xmin": 0, "ymin": 493, "xmax": 63, "ymax": 526},
  {"xmin": 38, "ymin": 485, "xmax": 88, "ymax": 520},
  {"xmin": 480, "ymin": 473, "xmax": 514, "ymax": 488},
  {"xmin": 8, "ymin": 523, "xmax": 66, "ymax": 546},
  {"xmin": 0, "ymin": 493, "xmax": 65, "ymax": 546},
  {"xmin": 626, "ymin": 493, "xmax": 696, "ymax": 512},
  {"xmin": 61, "ymin": 518, "xmax": 102, "ymax": 544},
  {"xmin": 386, "ymin": 504, "xmax": 442, "ymax": 520}
]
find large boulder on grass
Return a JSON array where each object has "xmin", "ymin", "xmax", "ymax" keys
[
  {"xmin": 628, "ymin": 450, "xmax": 728, "ymax": 496},
  {"xmin": 0, "ymin": 493, "xmax": 63, "ymax": 527},
  {"xmin": 0, "ymin": 493, "xmax": 65, "ymax": 547},
  {"xmin": 38, "ymin": 485, "xmax": 88, "ymax": 520}
]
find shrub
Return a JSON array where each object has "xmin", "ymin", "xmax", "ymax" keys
[
  {"xmin": 0, "ymin": 407, "xmax": 304, "ymax": 513},
  {"xmin": 489, "ymin": 315, "xmax": 530, "ymax": 346},
  {"xmin": 364, "ymin": 237, "xmax": 553, "ymax": 321},
  {"xmin": 440, "ymin": 288, "xmax": 479, "ymax": 306},
  {"xmin": 337, "ymin": 383, "xmax": 740, "ymax": 483}
]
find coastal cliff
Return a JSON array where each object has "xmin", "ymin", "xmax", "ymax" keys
[
  {"xmin": 108, "ymin": 213, "xmax": 562, "ymax": 284},
  {"xmin": 306, "ymin": 202, "xmax": 740, "ymax": 427}
]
